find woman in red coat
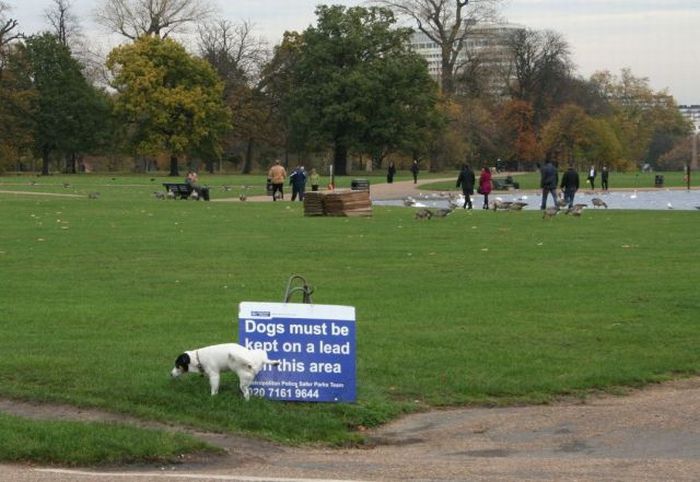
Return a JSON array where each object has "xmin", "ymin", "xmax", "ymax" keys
[{"xmin": 478, "ymin": 167, "xmax": 493, "ymax": 210}]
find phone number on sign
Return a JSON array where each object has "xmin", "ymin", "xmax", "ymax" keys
[{"xmin": 250, "ymin": 387, "xmax": 320, "ymax": 399}]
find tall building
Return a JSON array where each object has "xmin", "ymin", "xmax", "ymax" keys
[
  {"xmin": 679, "ymin": 105, "xmax": 700, "ymax": 132},
  {"xmin": 410, "ymin": 23, "xmax": 524, "ymax": 93}
]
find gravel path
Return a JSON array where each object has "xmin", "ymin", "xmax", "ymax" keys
[{"xmin": 1, "ymin": 377, "xmax": 699, "ymax": 481}]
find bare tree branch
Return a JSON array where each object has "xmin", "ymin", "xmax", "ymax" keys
[
  {"xmin": 374, "ymin": 0, "xmax": 502, "ymax": 95},
  {"xmin": 197, "ymin": 19, "xmax": 269, "ymax": 88},
  {"xmin": 45, "ymin": 0, "xmax": 82, "ymax": 47},
  {"xmin": 94, "ymin": 0, "xmax": 214, "ymax": 40},
  {"xmin": 1, "ymin": 1, "xmax": 23, "ymax": 49}
]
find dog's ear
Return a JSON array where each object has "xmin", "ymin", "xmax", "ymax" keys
[{"xmin": 175, "ymin": 353, "xmax": 190, "ymax": 372}]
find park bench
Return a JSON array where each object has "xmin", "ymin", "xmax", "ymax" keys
[
  {"xmin": 163, "ymin": 182, "xmax": 193, "ymax": 199},
  {"xmin": 493, "ymin": 176, "xmax": 520, "ymax": 191}
]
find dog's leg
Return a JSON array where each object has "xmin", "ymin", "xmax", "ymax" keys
[
  {"xmin": 209, "ymin": 373, "xmax": 220, "ymax": 396},
  {"xmin": 239, "ymin": 374, "xmax": 254, "ymax": 401}
]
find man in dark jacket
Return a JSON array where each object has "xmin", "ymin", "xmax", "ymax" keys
[
  {"xmin": 456, "ymin": 164, "xmax": 476, "ymax": 209},
  {"xmin": 289, "ymin": 165, "xmax": 307, "ymax": 202},
  {"xmin": 560, "ymin": 164, "xmax": 580, "ymax": 208},
  {"xmin": 540, "ymin": 160, "xmax": 559, "ymax": 210}
]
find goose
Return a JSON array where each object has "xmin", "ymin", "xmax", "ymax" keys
[
  {"xmin": 415, "ymin": 208, "xmax": 432, "ymax": 220},
  {"xmin": 591, "ymin": 198, "xmax": 608, "ymax": 208},
  {"xmin": 430, "ymin": 207, "xmax": 454, "ymax": 218},
  {"xmin": 542, "ymin": 206, "xmax": 559, "ymax": 219},
  {"xmin": 510, "ymin": 201, "xmax": 528, "ymax": 211},
  {"xmin": 566, "ymin": 205, "xmax": 584, "ymax": 216}
]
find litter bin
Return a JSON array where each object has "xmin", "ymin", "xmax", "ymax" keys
[
  {"xmin": 351, "ymin": 179, "xmax": 370, "ymax": 191},
  {"xmin": 654, "ymin": 175, "xmax": 664, "ymax": 187},
  {"xmin": 266, "ymin": 178, "xmax": 273, "ymax": 196}
]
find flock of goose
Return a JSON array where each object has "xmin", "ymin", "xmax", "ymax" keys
[{"xmin": 403, "ymin": 192, "xmax": 619, "ymax": 220}]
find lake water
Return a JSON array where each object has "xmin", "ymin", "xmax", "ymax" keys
[{"xmin": 373, "ymin": 189, "xmax": 700, "ymax": 211}]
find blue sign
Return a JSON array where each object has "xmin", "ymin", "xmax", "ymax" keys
[{"xmin": 238, "ymin": 302, "xmax": 356, "ymax": 402}]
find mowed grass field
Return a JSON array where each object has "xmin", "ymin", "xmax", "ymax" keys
[{"xmin": 1, "ymin": 174, "xmax": 699, "ymax": 465}]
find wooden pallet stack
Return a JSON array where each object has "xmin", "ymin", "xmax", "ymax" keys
[
  {"xmin": 303, "ymin": 190, "xmax": 372, "ymax": 217},
  {"xmin": 302, "ymin": 191, "xmax": 326, "ymax": 216}
]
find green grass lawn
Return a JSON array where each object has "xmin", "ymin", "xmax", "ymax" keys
[{"xmin": 1, "ymin": 174, "xmax": 698, "ymax": 464}]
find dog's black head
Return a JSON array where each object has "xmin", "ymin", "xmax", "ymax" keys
[{"xmin": 171, "ymin": 353, "xmax": 191, "ymax": 377}]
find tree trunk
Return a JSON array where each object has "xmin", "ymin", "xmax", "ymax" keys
[
  {"xmin": 242, "ymin": 137, "xmax": 254, "ymax": 174},
  {"xmin": 333, "ymin": 140, "xmax": 348, "ymax": 176},
  {"xmin": 41, "ymin": 146, "xmax": 50, "ymax": 175},
  {"xmin": 169, "ymin": 155, "xmax": 179, "ymax": 177},
  {"xmin": 68, "ymin": 153, "xmax": 77, "ymax": 174},
  {"xmin": 205, "ymin": 159, "xmax": 214, "ymax": 174}
]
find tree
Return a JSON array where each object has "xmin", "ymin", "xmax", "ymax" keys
[
  {"xmin": 375, "ymin": 0, "xmax": 502, "ymax": 96},
  {"xmin": 497, "ymin": 100, "xmax": 539, "ymax": 169},
  {"xmin": 540, "ymin": 104, "xmax": 589, "ymax": 166},
  {"xmin": 25, "ymin": 33, "xmax": 110, "ymax": 174},
  {"xmin": 106, "ymin": 36, "xmax": 230, "ymax": 176},
  {"xmin": 45, "ymin": 0, "xmax": 81, "ymax": 47},
  {"xmin": 504, "ymin": 28, "xmax": 573, "ymax": 127},
  {"xmin": 590, "ymin": 68, "xmax": 692, "ymax": 168},
  {"xmin": 95, "ymin": 0, "xmax": 213, "ymax": 40},
  {"xmin": 0, "ymin": 1, "xmax": 21, "ymax": 50},
  {"xmin": 280, "ymin": 5, "xmax": 442, "ymax": 175},
  {"xmin": 198, "ymin": 20, "xmax": 274, "ymax": 173},
  {"xmin": 0, "ymin": 42, "xmax": 36, "ymax": 172}
]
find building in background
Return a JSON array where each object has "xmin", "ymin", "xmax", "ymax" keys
[
  {"xmin": 679, "ymin": 105, "xmax": 700, "ymax": 132},
  {"xmin": 410, "ymin": 23, "xmax": 524, "ymax": 95}
]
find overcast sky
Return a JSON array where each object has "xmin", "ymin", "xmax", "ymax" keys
[{"xmin": 4, "ymin": 0, "xmax": 699, "ymax": 105}]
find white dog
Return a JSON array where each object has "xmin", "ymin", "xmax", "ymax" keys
[{"xmin": 170, "ymin": 343, "xmax": 279, "ymax": 400}]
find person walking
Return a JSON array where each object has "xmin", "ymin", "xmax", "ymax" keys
[
  {"xmin": 559, "ymin": 163, "xmax": 580, "ymax": 208},
  {"xmin": 456, "ymin": 164, "xmax": 476, "ymax": 210},
  {"xmin": 387, "ymin": 161, "xmax": 396, "ymax": 184},
  {"xmin": 267, "ymin": 160, "xmax": 287, "ymax": 201},
  {"xmin": 587, "ymin": 165, "xmax": 597, "ymax": 190},
  {"xmin": 410, "ymin": 160, "xmax": 419, "ymax": 184},
  {"xmin": 601, "ymin": 166, "xmax": 609, "ymax": 191},
  {"xmin": 289, "ymin": 165, "xmax": 307, "ymax": 201},
  {"xmin": 309, "ymin": 168, "xmax": 321, "ymax": 192},
  {"xmin": 478, "ymin": 167, "xmax": 492, "ymax": 209},
  {"xmin": 540, "ymin": 160, "xmax": 559, "ymax": 210}
]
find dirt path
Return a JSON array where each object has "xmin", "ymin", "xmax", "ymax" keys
[
  {"xmin": 212, "ymin": 178, "xmax": 455, "ymax": 203},
  {"xmin": 2, "ymin": 377, "xmax": 699, "ymax": 481}
]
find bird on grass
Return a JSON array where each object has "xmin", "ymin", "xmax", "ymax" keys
[
  {"xmin": 415, "ymin": 208, "xmax": 432, "ymax": 220},
  {"xmin": 591, "ymin": 198, "xmax": 608, "ymax": 208},
  {"xmin": 566, "ymin": 205, "xmax": 585, "ymax": 217},
  {"xmin": 87, "ymin": 192, "xmax": 100, "ymax": 199},
  {"xmin": 542, "ymin": 206, "xmax": 559, "ymax": 219},
  {"xmin": 154, "ymin": 191, "xmax": 166, "ymax": 200},
  {"xmin": 492, "ymin": 200, "xmax": 513, "ymax": 211},
  {"xmin": 166, "ymin": 191, "xmax": 176, "ymax": 199},
  {"xmin": 510, "ymin": 201, "xmax": 528, "ymax": 211},
  {"xmin": 222, "ymin": 185, "xmax": 232, "ymax": 191},
  {"xmin": 430, "ymin": 207, "xmax": 454, "ymax": 218}
]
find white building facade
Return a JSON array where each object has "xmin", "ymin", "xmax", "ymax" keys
[
  {"xmin": 410, "ymin": 23, "xmax": 524, "ymax": 93},
  {"xmin": 679, "ymin": 105, "xmax": 700, "ymax": 132}
]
